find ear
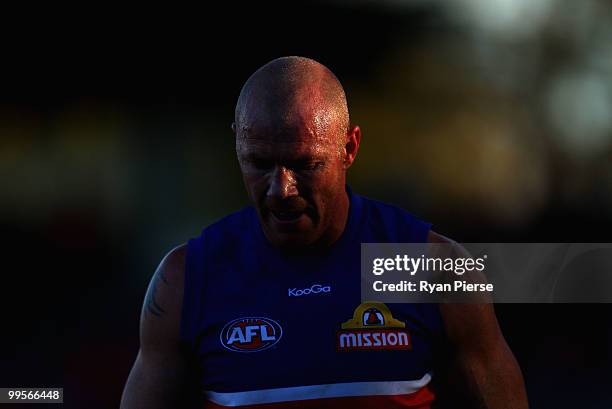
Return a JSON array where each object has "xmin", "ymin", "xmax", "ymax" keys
[
  {"xmin": 231, "ymin": 122, "xmax": 236, "ymax": 134},
  {"xmin": 344, "ymin": 125, "xmax": 361, "ymax": 169}
]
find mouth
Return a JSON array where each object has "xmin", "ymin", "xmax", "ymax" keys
[{"xmin": 270, "ymin": 209, "xmax": 306, "ymax": 223}]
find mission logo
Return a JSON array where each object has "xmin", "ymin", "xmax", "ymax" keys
[
  {"xmin": 337, "ymin": 302, "xmax": 411, "ymax": 351},
  {"xmin": 220, "ymin": 317, "xmax": 283, "ymax": 352}
]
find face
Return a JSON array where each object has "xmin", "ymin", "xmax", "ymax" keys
[{"xmin": 235, "ymin": 109, "xmax": 359, "ymax": 249}]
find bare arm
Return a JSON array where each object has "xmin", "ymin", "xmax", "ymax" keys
[
  {"xmin": 429, "ymin": 231, "xmax": 528, "ymax": 409},
  {"xmin": 120, "ymin": 245, "xmax": 189, "ymax": 409}
]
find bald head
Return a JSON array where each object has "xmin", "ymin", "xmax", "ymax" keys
[{"xmin": 234, "ymin": 56, "xmax": 349, "ymax": 145}]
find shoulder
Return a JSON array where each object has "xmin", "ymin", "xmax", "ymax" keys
[
  {"xmin": 158, "ymin": 244, "xmax": 187, "ymax": 280},
  {"xmin": 140, "ymin": 244, "xmax": 187, "ymax": 345},
  {"xmin": 428, "ymin": 230, "xmax": 453, "ymax": 244},
  {"xmin": 152, "ymin": 244, "xmax": 187, "ymax": 299},
  {"xmin": 427, "ymin": 230, "xmax": 472, "ymax": 259}
]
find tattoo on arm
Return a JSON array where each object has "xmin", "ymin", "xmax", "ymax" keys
[{"xmin": 145, "ymin": 271, "xmax": 169, "ymax": 317}]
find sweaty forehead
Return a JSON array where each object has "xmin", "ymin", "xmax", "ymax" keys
[
  {"xmin": 236, "ymin": 124, "xmax": 336, "ymax": 160},
  {"xmin": 238, "ymin": 111, "xmax": 333, "ymax": 140},
  {"xmin": 238, "ymin": 92, "xmax": 339, "ymax": 136}
]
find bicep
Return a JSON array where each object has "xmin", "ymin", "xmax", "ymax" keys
[
  {"xmin": 121, "ymin": 245, "xmax": 189, "ymax": 409},
  {"xmin": 430, "ymin": 232, "xmax": 527, "ymax": 407},
  {"xmin": 440, "ymin": 303, "xmax": 504, "ymax": 358},
  {"xmin": 439, "ymin": 303, "xmax": 528, "ymax": 408}
]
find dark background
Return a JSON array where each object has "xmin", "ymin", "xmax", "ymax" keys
[{"xmin": 1, "ymin": 1, "xmax": 611, "ymax": 408}]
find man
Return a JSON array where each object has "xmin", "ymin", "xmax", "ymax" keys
[{"xmin": 121, "ymin": 56, "xmax": 528, "ymax": 408}]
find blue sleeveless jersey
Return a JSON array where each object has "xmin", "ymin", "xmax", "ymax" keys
[{"xmin": 181, "ymin": 188, "xmax": 443, "ymax": 408}]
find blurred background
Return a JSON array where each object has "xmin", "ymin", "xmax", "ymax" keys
[{"xmin": 1, "ymin": 0, "xmax": 611, "ymax": 408}]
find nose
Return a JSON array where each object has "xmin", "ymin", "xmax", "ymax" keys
[{"xmin": 267, "ymin": 165, "xmax": 298, "ymax": 200}]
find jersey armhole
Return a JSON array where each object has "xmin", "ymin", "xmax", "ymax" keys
[{"xmin": 180, "ymin": 231, "xmax": 207, "ymax": 349}]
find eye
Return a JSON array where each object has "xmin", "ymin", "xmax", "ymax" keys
[
  {"xmin": 295, "ymin": 161, "xmax": 324, "ymax": 171},
  {"xmin": 248, "ymin": 159, "xmax": 274, "ymax": 171}
]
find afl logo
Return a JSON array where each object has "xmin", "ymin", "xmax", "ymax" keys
[{"xmin": 220, "ymin": 317, "xmax": 283, "ymax": 353}]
